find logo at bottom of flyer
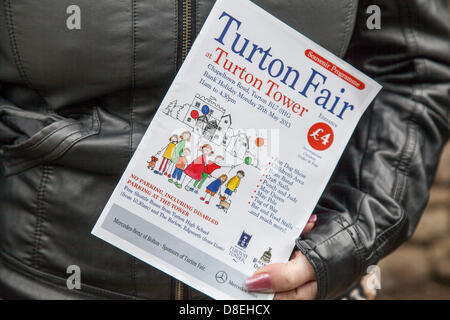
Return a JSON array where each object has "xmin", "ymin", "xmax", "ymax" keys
[
  {"xmin": 229, "ymin": 231, "xmax": 252, "ymax": 263},
  {"xmin": 252, "ymin": 247, "xmax": 272, "ymax": 270}
]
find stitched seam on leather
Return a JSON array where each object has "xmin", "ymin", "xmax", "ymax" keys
[
  {"xmin": 3, "ymin": 0, "xmax": 49, "ymax": 111},
  {"xmin": 40, "ymin": 111, "xmax": 100, "ymax": 160},
  {"xmin": 333, "ymin": 213, "xmax": 364, "ymax": 273},
  {"xmin": 3, "ymin": 121, "xmax": 78, "ymax": 154},
  {"xmin": 396, "ymin": 119, "xmax": 418, "ymax": 180},
  {"xmin": 31, "ymin": 165, "xmax": 51, "ymax": 270},
  {"xmin": 393, "ymin": 1, "xmax": 419, "ymax": 193},
  {"xmin": 307, "ymin": 192, "xmax": 367, "ymax": 298},
  {"xmin": 191, "ymin": 0, "xmax": 197, "ymax": 45},
  {"xmin": 307, "ymin": 193, "xmax": 366, "ymax": 251},
  {"xmin": 373, "ymin": 211, "xmax": 407, "ymax": 260},
  {"xmin": 340, "ymin": 193, "xmax": 366, "ymax": 274},
  {"xmin": 307, "ymin": 219, "xmax": 353, "ymax": 249},
  {"xmin": 46, "ymin": 129, "xmax": 93, "ymax": 160},
  {"xmin": 130, "ymin": 256, "xmax": 137, "ymax": 297},
  {"xmin": 130, "ymin": 1, "xmax": 138, "ymax": 296},
  {"xmin": 296, "ymin": 223, "xmax": 354, "ymax": 299},
  {"xmin": 312, "ymin": 247, "xmax": 328, "ymax": 299},
  {"xmin": 3, "ymin": 126, "xmax": 99, "ymax": 174},
  {"xmin": 173, "ymin": 0, "xmax": 178, "ymax": 75},
  {"xmin": 296, "ymin": 242, "xmax": 326, "ymax": 299},
  {"xmin": 3, "ymin": 0, "xmax": 33, "ymax": 95},
  {"xmin": 364, "ymin": 207, "xmax": 407, "ymax": 264},
  {"xmin": 3, "ymin": 108, "xmax": 100, "ymax": 169},
  {"xmin": 0, "ymin": 249, "xmax": 139, "ymax": 299},
  {"xmin": 196, "ymin": 0, "xmax": 200, "ymax": 36},
  {"xmin": 0, "ymin": 249, "xmax": 98, "ymax": 299},
  {"xmin": 356, "ymin": 104, "xmax": 379, "ymax": 267},
  {"xmin": 295, "ymin": 240, "xmax": 325, "ymax": 298},
  {"xmin": 0, "ymin": 105, "xmax": 62, "ymax": 121},
  {"xmin": 6, "ymin": 129, "xmax": 85, "ymax": 170},
  {"xmin": 330, "ymin": 215, "xmax": 364, "ymax": 278},
  {"xmin": 358, "ymin": 104, "xmax": 375, "ymax": 193},
  {"xmin": 351, "ymin": 222, "xmax": 365, "ymax": 276},
  {"xmin": 397, "ymin": 0, "xmax": 420, "ymax": 178},
  {"xmin": 129, "ymin": 0, "xmax": 137, "ymax": 158}
]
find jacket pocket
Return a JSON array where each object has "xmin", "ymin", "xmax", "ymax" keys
[{"xmin": 0, "ymin": 106, "xmax": 100, "ymax": 176}]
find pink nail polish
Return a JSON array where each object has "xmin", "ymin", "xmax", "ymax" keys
[
  {"xmin": 245, "ymin": 273, "xmax": 271, "ymax": 291},
  {"xmin": 308, "ymin": 214, "xmax": 317, "ymax": 223}
]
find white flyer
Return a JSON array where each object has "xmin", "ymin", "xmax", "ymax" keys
[{"xmin": 92, "ymin": 0, "xmax": 382, "ymax": 300}]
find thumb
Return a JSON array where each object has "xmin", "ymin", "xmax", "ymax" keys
[{"xmin": 245, "ymin": 251, "xmax": 315, "ymax": 293}]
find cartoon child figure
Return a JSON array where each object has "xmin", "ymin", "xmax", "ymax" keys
[
  {"xmin": 154, "ymin": 134, "xmax": 178, "ymax": 175},
  {"xmin": 168, "ymin": 131, "xmax": 191, "ymax": 178},
  {"xmin": 181, "ymin": 144, "xmax": 214, "ymax": 191},
  {"xmin": 193, "ymin": 155, "xmax": 224, "ymax": 194},
  {"xmin": 168, "ymin": 148, "xmax": 190, "ymax": 188},
  {"xmin": 200, "ymin": 174, "xmax": 227, "ymax": 205},
  {"xmin": 224, "ymin": 170, "xmax": 245, "ymax": 200}
]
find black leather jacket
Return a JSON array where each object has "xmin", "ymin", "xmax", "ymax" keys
[{"xmin": 0, "ymin": 0, "xmax": 449, "ymax": 299}]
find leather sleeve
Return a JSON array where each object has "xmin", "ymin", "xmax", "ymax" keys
[{"xmin": 296, "ymin": 0, "xmax": 450, "ymax": 299}]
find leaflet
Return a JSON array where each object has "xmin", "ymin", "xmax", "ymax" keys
[{"xmin": 92, "ymin": 0, "xmax": 381, "ymax": 300}]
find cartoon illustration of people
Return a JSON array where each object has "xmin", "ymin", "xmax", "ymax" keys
[
  {"xmin": 200, "ymin": 174, "xmax": 227, "ymax": 204},
  {"xmin": 168, "ymin": 131, "xmax": 191, "ymax": 178},
  {"xmin": 224, "ymin": 170, "xmax": 245, "ymax": 200},
  {"xmin": 154, "ymin": 134, "xmax": 178, "ymax": 175},
  {"xmin": 192, "ymin": 155, "xmax": 224, "ymax": 194},
  {"xmin": 181, "ymin": 144, "xmax": 214, "ymax": 191},
  {"xmin": 168, "ymin": 148, "xmax": 190, "ymax": 188}
]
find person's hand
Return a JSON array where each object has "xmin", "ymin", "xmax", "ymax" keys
[{"xmin": 245, "ymin": 214, "xmax": 318, "ymax": 300}]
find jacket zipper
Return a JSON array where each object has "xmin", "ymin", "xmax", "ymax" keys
[
  {"xmin": 176, "ymin": 0, "xmax": 196, "ymax": 67},
  {"xmin": 174, "ymin": 0, "xmax": 195, "ymax": 300},
  {"xmin": 181, "ymin": 0, "xmax": 193, "ymax": 61},
  {"xmin": 175, "ymin": 279, "xmax": 184, "ymax": 300}
]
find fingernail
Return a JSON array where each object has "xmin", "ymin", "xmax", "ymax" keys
[
  {"xmin": 308, "ymin": 214, "xmax": 317, "ymax": 223},
  {"xmin": 245, "ymin": 273, "xmax": 271, "ymax": 291}
]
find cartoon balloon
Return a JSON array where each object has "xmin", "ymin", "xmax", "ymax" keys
[
  {"xmin": 190, "ymin": 110, "xmax": 199, "ymax": 119},
  {"xmin": 255, "ymin": 137, "xmax": 264, "ymax": 147},
  {"xmin": 244, "ymin": 156, "xmax": 252, "ymax": 165},
  {"xmin": 201, "ymin": 105, "xmax": 210, "ymax": 115}
]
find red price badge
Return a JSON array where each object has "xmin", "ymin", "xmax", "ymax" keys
[{"xmin": 307, "ymin": 122, "xmax": 334, "ymax": 151}]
